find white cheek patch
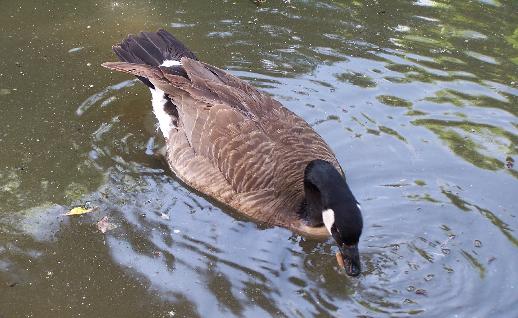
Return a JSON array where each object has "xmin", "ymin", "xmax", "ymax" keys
[
  {"xmin": 161, "ymin": 60, "xmax": 182, "ymax": 67},
  {"xmin": 322, "ymin": 209, "xmax": 335, "ymax": 235}
]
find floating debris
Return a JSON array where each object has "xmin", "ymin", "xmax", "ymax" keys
[
  {"xmin": 97, "ymin": 216, "xmax": 117, "ymax": 233},
  {"xmin": 64, "ymin": 206, "xmax": 94, "ymax": 216}
]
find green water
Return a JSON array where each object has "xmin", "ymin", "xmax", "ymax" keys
[{"xmin": 1, "ymin": 0, "xmax": 517, "ymax": 317}]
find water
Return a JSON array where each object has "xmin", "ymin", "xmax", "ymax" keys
[{"xmin": 1, "ymin": 0, "xmax": 517, "ymax": 317}]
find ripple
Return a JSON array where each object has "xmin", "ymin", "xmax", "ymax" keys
[
  {"xmin": 377, "ymin": 95, "xmax": 413, "ymax": 108},
  {"xmin": 2, "ymin": 0, "xmax": 518, "ymax": 317},
  {"xmin": 464, "ymin": 50, "xmax": 499, "ymax": 65},
  {"xmin": 413, "ymin": 118, "xmax": 518, "ymax": 178},
  {"xmin": 76, "ymin": 80, "xmax": 137, "ymax": 116}
]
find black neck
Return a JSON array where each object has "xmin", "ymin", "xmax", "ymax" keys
[{"xmin": 299, "ymin": 160, "xmax": 353, "ymax": 225}]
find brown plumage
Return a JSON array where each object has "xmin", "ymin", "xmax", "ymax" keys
[{"xmin": 102, "ymin": 30, "xmax": 344, "ymax": 238}]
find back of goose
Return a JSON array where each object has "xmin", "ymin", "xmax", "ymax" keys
[{"xmin": 102, "ymin": 29, "xmax": 363, "ymax": 276}]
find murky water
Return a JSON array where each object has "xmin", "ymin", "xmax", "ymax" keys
[{"xmin": 1, "ymin": 0, "xmax": 517, "ymax": 317}]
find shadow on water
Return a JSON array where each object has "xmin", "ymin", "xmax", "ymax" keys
[{"xmin": 1, "ymin": 0, "xmax": 518, "ymax": 317}]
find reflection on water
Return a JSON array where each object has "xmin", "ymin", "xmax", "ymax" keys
[
  {"xmin": 414, "ymin": 119, "xmax": 518, "ymax": 178},
  {"xmin": 1, "ymin": 0, "xmax": 517, "ymax": 317}
]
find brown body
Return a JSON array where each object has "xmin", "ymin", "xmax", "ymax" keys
[{"xmin": 103, "ymin": 31, "xmax": 344, "ymax": 238}]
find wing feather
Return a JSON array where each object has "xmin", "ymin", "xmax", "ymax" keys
[{"xmin": 104, "ymin": 56, "xmax": 341, "ymax": 224}]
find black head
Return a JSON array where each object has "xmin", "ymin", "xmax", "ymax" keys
[{"xmin": 304, "ymin": 160, "xmax": 363, "ymax": 276}]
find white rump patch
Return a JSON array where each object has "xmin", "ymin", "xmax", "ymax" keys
[
  {"xmin": 322, "ymin": 209, "xmax": 335, "ymax": 235},
  {"xmin": 150, "ymin": 88, "xmax": 174, "ymax": 138},
  {"xmin": 161, "ymin": 60, "xmax": 182, "ymax": 67},
  {"xmin": 149, "ymin": 60, "xmax": 181, "ymax": 138},
  {"xmin": 357, "ymin": 203, "xmax": 362, "ymax": 210}
]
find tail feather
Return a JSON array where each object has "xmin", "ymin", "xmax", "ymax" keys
[
  {"xmin": 111, "ymin": 29, "xmax": 197, "ymax": 88},
  {"xmin": 103, "ymin": 29, "xmax": 196, "ymax": 138}
]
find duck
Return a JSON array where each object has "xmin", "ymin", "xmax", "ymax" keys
[{"xmin": 102, "ymin": 29, "xmax": 363, "ymax": 276}]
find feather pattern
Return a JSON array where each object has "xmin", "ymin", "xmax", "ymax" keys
[{"xmin": 102, "ymin": 30, "xmax": 342, "ymax": 237}]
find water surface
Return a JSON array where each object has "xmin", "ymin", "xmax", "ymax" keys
[{"xmin": 1, "ymin": 0, "xmax": 517, "ymax": 317}]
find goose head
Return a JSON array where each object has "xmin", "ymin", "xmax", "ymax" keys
[{"xmin": 303, "ymin": 160, "xmax": 363, "ymax": 276}]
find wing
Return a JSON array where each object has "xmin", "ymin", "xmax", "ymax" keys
[{"xmin": 102, "ymin": 58, "xmax": 342, "ymax": 223}]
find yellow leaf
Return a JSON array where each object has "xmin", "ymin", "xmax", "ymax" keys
[{"xmin": 64, "ymin": 207, "xmax": 94, "ymax": 216}]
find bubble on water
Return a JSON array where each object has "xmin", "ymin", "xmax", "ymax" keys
[
  {"xmin": 415, "ymin": 288, "xmax": 427, "ymax": 296},
  {"xmin": 403, "ymin": 298, "xmax": 416, "ymax": 304},
  {"xmin": 443, "ymin": 266, "xmax": 454, "ymax": 273}
]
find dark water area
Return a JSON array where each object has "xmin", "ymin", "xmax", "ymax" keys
[{"xmin": 1, "ymin": 0, "xmax": 517, "ymax": 317}]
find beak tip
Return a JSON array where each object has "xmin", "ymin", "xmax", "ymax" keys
[{"xmin": 339, "ymin": 245, "xmax": 361, "ymax": 277}]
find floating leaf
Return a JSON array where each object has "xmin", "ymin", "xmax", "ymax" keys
[
  {"xmin": 64, "ymin": 207, "xmax": 94, "ymax": 216},
  {"xmin": 97, "ymin": 216, "xmax": 117, "ymax": 233}
]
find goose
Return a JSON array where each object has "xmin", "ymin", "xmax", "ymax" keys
[{"xmin": 102, "ymin": 29, "xmax": 363, "ymax": 276}]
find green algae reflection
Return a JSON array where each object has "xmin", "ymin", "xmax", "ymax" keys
[
  {"xmin": 413, "ymin": 119, "xmax": 518, "ymax": 178},
  {"xmin": 377, "ymin": 95, "xmax": 413, "ymax": 108}
]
